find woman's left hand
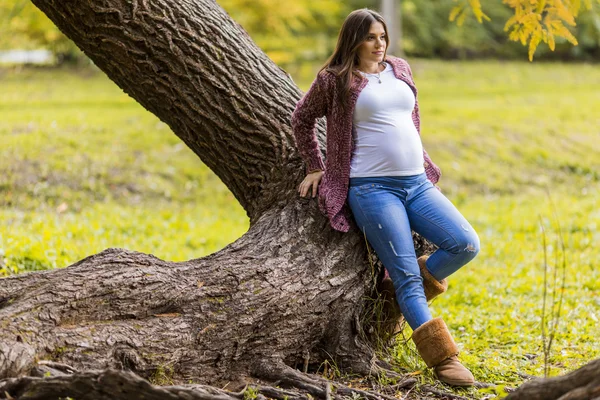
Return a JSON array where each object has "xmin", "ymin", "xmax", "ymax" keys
[{"xmin": 298, "ymin": 170, "xmax": 324, "ymax": 198}]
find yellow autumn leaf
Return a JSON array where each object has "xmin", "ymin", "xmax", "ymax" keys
[
  {"xmin": 547, "ymin": 30, "xmax": 556, "ymax": 50},
  {"xmin": 468, "ymin": 0, "xmax": 491, "ymax": 23},
  {"xmin": 449, "ymin": 5, "xmax": 464, "ymax": 22},
  {"xmin": 504, "ymin": 15, "xmax": 519, "ymax": 31},
  {"xmin": 536, "ymin": 0, "xmax": 547, "ymax": 13},
  {"xmin": 528, "ymin": 33, "xmax": 542, "ymax": 61}
]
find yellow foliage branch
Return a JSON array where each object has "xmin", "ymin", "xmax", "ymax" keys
[{"xmin": 453, "ymin": 0, "xmax": 598, "ymax": 61}]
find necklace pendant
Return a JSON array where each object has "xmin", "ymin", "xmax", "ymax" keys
[{"xmin": 378, "ymin": 78, "xmax": 382, "ymax": 84}]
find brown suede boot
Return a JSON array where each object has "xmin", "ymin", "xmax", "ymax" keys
[
  {"xmin": 411, "ymin": 317, "xmax": 475, "ymax": 387},
  {"xmin": 417, "ymin": 256, "xmax": 448, "ymax": 301}
]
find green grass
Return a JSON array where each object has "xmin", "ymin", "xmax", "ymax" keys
[
  {"xmin": 391, "ymin": 195, "xmax": 600, "ymax": 397},
  {"xmin": 1, "ymin": 61, "xmax": 599, "ymax": 398},
  {"xmin": 414, "ymin": 60, "xmax": 600, "ymax": 199},
  {"xmin": 0, "ymin": 66, "xmax": 248, "ymax": 272}
]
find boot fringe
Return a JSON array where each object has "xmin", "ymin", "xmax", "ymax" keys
[{"xmin": 412, "ymin": 317, "xmax": 459, "ymax": 368}]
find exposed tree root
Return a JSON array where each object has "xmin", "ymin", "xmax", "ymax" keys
[
  {"xmin": 418, "ymin": 385, "xmax": 471, "ymax": 400},
  {"xmin": 5, "ymin": 357, "xmax": 599, "ymax": 400},
  {"xmin": 254, "ymin": 360, "xmax": 401, "ymax": 400},
  {"xmin": 505, "ymin": 358, "xmax": 600, "ymax": 400},
  {"xmin": 0, "ymin": 359, "xmax": 473, "ymax": 400},
  {"xmin": 254, "ymin": 386, "xmax": 309, "ymax": 400},
  {"xmin": 0, "ymin": 368, "xmax": 244, "ymax": 400}
]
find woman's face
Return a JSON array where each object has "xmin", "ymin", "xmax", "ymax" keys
[{"xmin": 357, "ymin": 21, "xmax": 386, "ymax": 65}]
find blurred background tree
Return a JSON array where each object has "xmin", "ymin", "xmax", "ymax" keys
[
  {"xmin": 1, "ymin": 0, "xmax": 598, "ymax": 69},
  {"xmin": 0, "ymin": 0, "xmax": 86, "ymax": 64}
]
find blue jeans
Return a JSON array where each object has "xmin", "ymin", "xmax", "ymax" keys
[{"xmin": 348, "ymin": 173, "xmax": 480, "ymax": 330}]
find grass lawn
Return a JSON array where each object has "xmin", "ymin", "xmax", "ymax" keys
[{"xmin": 1, "ymin": 61, "xmax": 599, "ymax": 398}]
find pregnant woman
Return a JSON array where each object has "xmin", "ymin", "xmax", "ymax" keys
[{"xmin": 291, "ymin": 8, "xmax": 480, "ymax": 387}]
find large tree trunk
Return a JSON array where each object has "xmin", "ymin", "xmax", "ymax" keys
[
  {"xmin": 0, "ymin": 243, "xmax": 374, "ymax": 385},
  {"xmin": 1, "ymin": 0, "xmax": 431, "ymax": 389}
]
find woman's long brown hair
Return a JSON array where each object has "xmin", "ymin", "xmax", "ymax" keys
[{"xmin": 319, "ymin": 9, "xmax": 389, "ymax": 108}]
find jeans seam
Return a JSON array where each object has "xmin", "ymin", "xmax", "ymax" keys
[
  {"xmin": 406, "ymin": 205, "xmax": 464, "ymax": 277},
  {"xmin": 408, "ymin": 205, "xmax": 461, "ymax": 253}
]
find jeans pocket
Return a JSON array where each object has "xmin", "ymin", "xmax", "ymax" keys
[{"xmin": 353, "ymin": 183, "xmax": 383, "ymax": 196}]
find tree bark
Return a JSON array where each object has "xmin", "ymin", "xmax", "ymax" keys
[
  {"xmin": 1, "ymin": 0, "xmax": 432, "ymax": 388},
  {"xmin": 29, "ymin": 0, "xmax": 305, "ymax": 221},
  {"xmin": 504, "ymin": 358, "xmax": 600, "ymax": 400}
]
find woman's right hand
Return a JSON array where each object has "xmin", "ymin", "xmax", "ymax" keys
[{"xmin": 298, "ymin": 170, "xmax": 324, "ymax": 198}]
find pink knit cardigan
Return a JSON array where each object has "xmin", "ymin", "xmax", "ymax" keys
[{"xmin": 291, "ymin": 55, "xmax": 442, "ymax": 233}]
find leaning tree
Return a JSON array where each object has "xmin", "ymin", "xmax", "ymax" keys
[
  {"xmin": 0, "ymin": 0, "xmax": 419, "ymax": 390},
  {"xmin": 1, "ymin": 1, "xmax": 599, "ymax": 399}
]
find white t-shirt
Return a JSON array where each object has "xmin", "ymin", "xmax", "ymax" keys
[{"xmin": 350, "ymin": 62, "xmax": 425, "ymax": 178}]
